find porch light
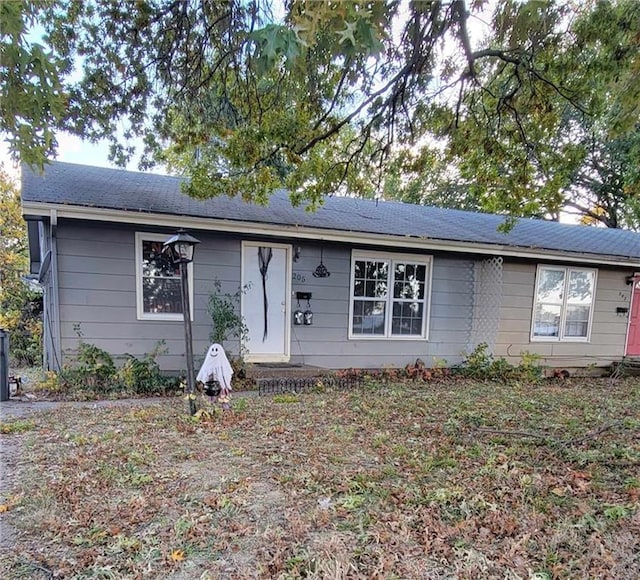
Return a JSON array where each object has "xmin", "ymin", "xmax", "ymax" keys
[
  {"xmin": 163, "ymin": 229, "xmax": 200, "ymax": 415},
  {"xmin": 164, "ymin": 229, "xmax": 200, "ymax": 264}
]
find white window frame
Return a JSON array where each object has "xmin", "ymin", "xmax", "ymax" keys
[
  {"xmin": 348, "ymin": 250, "xmax": 432, "ymax": 340},
  {"xmin": 135, "ymin": 232, "xmax": 194, "ymax": 321},
  {"xmin": 530, "ymin": 265, "xmax": 597, "ymax": 342}
]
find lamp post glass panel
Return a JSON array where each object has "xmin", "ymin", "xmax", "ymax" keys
[{"xmin": 163, "ymin": 230, "xmax": 200, "ymax": 415}]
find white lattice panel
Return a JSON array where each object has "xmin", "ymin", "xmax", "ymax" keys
[{"xmin": 470, "ymin": 257, "xmax": 503, "ymax": 351}]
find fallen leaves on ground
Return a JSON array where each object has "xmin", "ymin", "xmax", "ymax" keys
[
  {"xmin": 0, "ymin": 378, "xmax": 638, "ymax": 578},
  {"xmin": 169, "ymin": 549, "xmax": 186, "ymax": 562}
]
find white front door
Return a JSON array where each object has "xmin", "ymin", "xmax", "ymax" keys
[{"xmin": 241, "ymin": 242, "xmax": 291, "ymax": 362}]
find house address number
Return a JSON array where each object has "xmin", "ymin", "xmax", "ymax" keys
[{"xmin": 292, "ymin": 272, "xmax": 306, "ymax": 283}]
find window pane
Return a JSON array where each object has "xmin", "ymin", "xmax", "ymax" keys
[
  {"xmin": 361, "ymin": 279, "xmax": 388, "ymax": 298},
  {"xmin": 394, "ymin": 281, "xmax": 404, "ymax": 298},
  {"xmin": 142, "ymin": 240, "xmax": 179, "ymax": 277},
  {"xmin": 564, "ymin": 305, "xmax": 590, "ymax": 337},
  {"xmin": 405, "ymin": 279, "xmax": 425, "ymax": 300},
  {"xmin": 536, "ymin": 269, "xmax": 565, "ymax": 304},
  {"xmin": 365, "ymin": 280, "xmax": 376, "ymax": 297},
  {"xmin": 375, "ymin": 280, "xmax": 388, "ymax": 297},
  {"xmin": 533, "ymin": 303, "xmax": 561, "ymax": 337},
  {"xmin": 364, "ymin": 261, "xmax": 376, "ymax": 279},
  {"xmin": 393, "ymin": 262, "xmax": 426, "ymax": 299},
  {"xmin": 567, "ymin": 270, "xmax": 594, "ymax": 304},
  {"xmin": 364, "ymin": 261, "xmax": 388, "ymax": 280},
  {"xmin": 143, "ymin": 277, "xmax": 182, "ymax": 314},
  {"xmin": 352, "ymin": 300, "xmax": 386, "ymax": 335},
  {"xmin": 391, "ymin": 301, "xmax": 424, "ymax": 335},
  {"xmin": 354, "ymin": 259, "xmax": 387, "ymax": 298}
]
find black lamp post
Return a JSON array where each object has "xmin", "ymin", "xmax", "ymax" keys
[{"xmin": 164, "ymin": 229, "xmax": 200, "ymax": 415}]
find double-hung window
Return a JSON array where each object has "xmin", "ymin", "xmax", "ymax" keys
[
  {"xmin": 531, "ymin": 266, "xmax": 596, "ymax": 341},
  {"xmin": 135, "ymin": 232, "xmax": 193, "ymax": 320},
  {"xmin": 349, "ymin": 251, "xmax": 431, "ymax": 339}
]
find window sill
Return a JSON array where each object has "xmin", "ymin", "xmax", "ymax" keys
[
  {"xmin": 348, "ymin": 335, "xmax": 428, "ymax": 341},
  {"xmin": 530, "ymin": 337, "xmax": 590, "ymax": 343},
  {"xmin": 138, "ymin": 313, "xmax": 192, "ymax": 322}
]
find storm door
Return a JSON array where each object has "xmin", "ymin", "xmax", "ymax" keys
[{"xmin": 241, "ymin": 242, "xmax": 291, "ymax": 362}]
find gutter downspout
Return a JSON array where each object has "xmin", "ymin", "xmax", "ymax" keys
[
  {"xmin": 38, "ymin": 221, "xmax": 51, "ymax": 369},
  {"xmin": 48, "ymin": 209, "xmax": 62, "ymax": 371}
]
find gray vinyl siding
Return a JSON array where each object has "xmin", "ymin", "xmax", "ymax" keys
[
  {"xmin": 495, "ymin": 261, "xmax": 630, "ymax": 369},
  {"xmin": 57, "ymin": 220, "xmax": 630, "ymax": 373},
  {"xmin": 55, "ymin": 222, "xmax": 477, "ymax": 371},
  {"xmin": 288, "ymin": 245, "xmax": 473, "ymax": 368},
  {"xmin": 56, "ymin": 222, "xmax": 242, "ymax": 371}
]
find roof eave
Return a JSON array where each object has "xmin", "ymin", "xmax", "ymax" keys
[{"xmin": 21, "ymin": 201, "xmax": 640, "ymax": 269}]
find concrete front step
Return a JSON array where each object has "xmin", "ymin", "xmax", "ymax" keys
[{"xmin": 244, "ymin": 363, "xmax": 328, "ymax": 380}]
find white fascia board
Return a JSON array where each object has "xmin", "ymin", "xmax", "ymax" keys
[{"xmin": 21, "ymin": 201, "xmax": 640, "ymax": 269}]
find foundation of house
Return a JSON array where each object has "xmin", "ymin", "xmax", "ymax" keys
[{"xmin": 613, "ymin": 357, "xmax": 640, "ymax": 376}]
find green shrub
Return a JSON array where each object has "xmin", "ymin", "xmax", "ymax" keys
[
  {"xmin": 455, "ymin": 343, "xmax": 543, "ymax": 384},
  {"xmin": 517, "ymin": 350, "xmax": 545, "ymax": 383},
  {"xmin": 207, "ymin": 281, "xmax": 251, "ymax": 378},
  {"xmin": 118, "ymin": 341, "xmax": 168, "ymax": 393},
  {"xmin": 61, "ymin": 341, "xmax": 119, "ymax": 392},
  {"xmin": 0, "ymin": 172, "xmax": 43, "ymax": 366},
  {"xmin": 44, "ymin": 339, "xmax": 177, "ymax": 398},
  {"xmin": 207, "ymin": 280, "xmax": 250, "ymax": 349}
]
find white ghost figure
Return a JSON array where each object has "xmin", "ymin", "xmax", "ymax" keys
[{"xmin": 196, "ymin": 343, "xmax": 233, "ymax": 393}]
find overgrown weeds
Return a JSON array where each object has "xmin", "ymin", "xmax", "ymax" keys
[
  {"xmin": 0, "ymin": 418, "xmax": 35, "ymax": 434},
  {"xmin": 1, "ymin": 378, "xmax": 638, "ymax": 578},
  {"xmin": 454, "ymin": 342, "xmax": 544, "ymax": 383},
  {"xmin": 35, "ymin": 340, "xmax": 179, "ymax": 399}
]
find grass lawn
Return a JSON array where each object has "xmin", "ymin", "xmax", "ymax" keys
[{"xmin": 1, "ymin": 378, "xmax": 639, "ymax": 579}]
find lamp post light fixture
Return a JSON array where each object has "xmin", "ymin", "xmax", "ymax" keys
[{"xmin": 164, "ymin": 229, "xmax": 200, "ymax": 415}]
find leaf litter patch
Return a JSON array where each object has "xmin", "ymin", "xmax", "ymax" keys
[{"xmin": 0, "ymin": 379, "xmax": 638, "ymax": 578}]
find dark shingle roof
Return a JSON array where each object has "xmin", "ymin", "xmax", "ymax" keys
[{"xmin": 22, "ymin": 161, "xmax": 640, "ymax": 262}]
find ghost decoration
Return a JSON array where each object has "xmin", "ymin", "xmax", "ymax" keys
[{"xmin": 196, "ymin": 343, "xmax": 233, "ymax": 395}]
